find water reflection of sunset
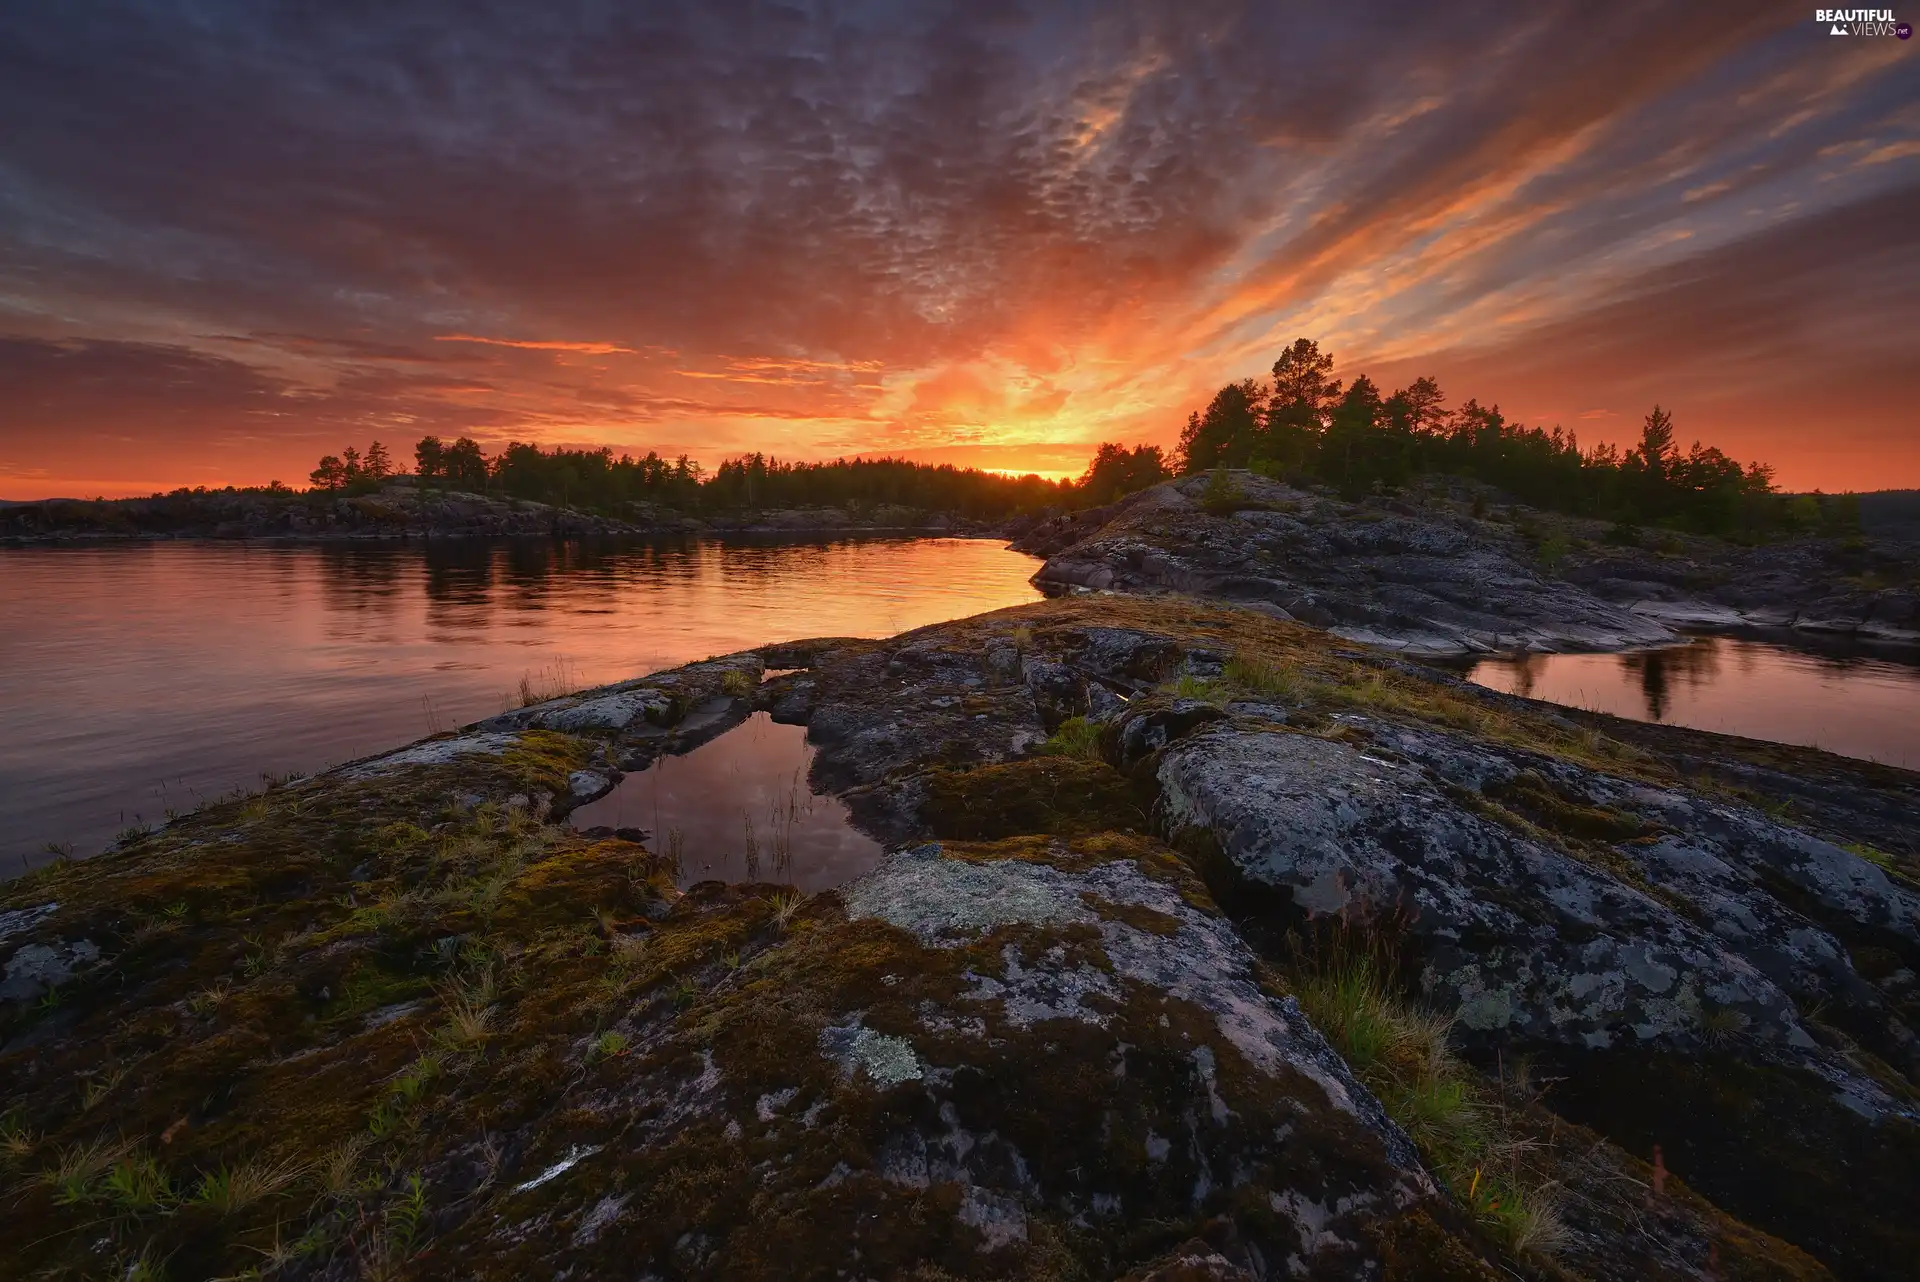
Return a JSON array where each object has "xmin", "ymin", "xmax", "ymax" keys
[
  {"xmin": 0, "ymin": 538, "xmax": 1042, "ymax": 872},
  {"xmin": 1470, "ymin": 636, "xmax": 1920, "ymax": 768}
]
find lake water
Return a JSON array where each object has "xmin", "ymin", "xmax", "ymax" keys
[
  {"xmin": 1467, "ymin": 635, "xmax": 1920, "ymax": 770},
  {"xmin": 0, "ymin": 537, "xmax": 1041, "ymax": 874},
  {"xmin": 9, "ymin": 541, "xmax": 1920, "ymax": 879},
  {"xmin": 570, "ymin": 712, "xmax": 885, "ymax": 892}
]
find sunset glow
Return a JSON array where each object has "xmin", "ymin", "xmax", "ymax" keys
[{"xmin": 0, "ymin": 3, "xmax": 1915, "ymax": 498}]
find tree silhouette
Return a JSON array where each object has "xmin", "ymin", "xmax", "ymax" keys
[
  {"xmin": 1269, "ymin": 338, "xmax": 1342, "ymax": 417},
  {"xmin": 442, "ymin": 438, "xmax": 490, "ymax": 491},
  {"xmin": 1178, "ymin": 379, "xmax": 1265, "ymax": 471},
  {"xmin": 1081, "ymin": 443, "xmax": 1170, "ymax": 503},
  {"xmin": 414, "ymin": 436, "xmax": 446, "ymax": 482},
  {"xmin": 1637, "ymin": 406, "xmax": 1677, "ymax": 478},
  {"xmin": 363, "ymin": 440, "xmax": 393, "ymax": 480},
  {"xmin": 308, "ymin": 455, "xmax": 346, "ymax": 491},
  {"xmin": 1157, "ymin": 339, "xmax": 1779, "ymax": 535}
]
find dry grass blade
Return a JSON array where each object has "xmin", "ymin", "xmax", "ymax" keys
[
  {"xmin": 769, "ymin": 889, "xmax": 809, "ymax": 931},
  {"xmin": 437, "ymin": 991, "xmax": 495, "ymax": 1049},
  {"xmin": 318, "ymin": 1135, "xmax": 369, "ymax": 1198},
  {"xmin": 195, "ymin": 1154, "xmax": 310, "ymax": 1214}
]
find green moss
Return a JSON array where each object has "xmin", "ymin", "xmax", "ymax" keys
[
  {"xmin": 922, "ymin": 756, "xmax": 1149, "ymax": 840},
  {"xmin": 1487, "ymin": 771, "xmax": 1646, "ymax": 843}
]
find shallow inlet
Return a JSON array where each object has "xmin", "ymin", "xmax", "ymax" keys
[
  {"xmin": 1467, "ymin": 633, "xmax": 1920, "ymax": 769},
  {"xmin": 568, "ymin": 712, "xmax": 884, "ymax": 891}
]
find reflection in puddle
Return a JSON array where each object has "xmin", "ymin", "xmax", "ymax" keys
[
  {"xmin": 568, "ymin": 712, "xmax": 883, "ymax": 890},
  {"xmin": 1468, "ymin": 635, "xmax": 1920, "ymax": 769}
]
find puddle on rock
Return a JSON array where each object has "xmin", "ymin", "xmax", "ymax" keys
[{"xmin": 568, "ymin": 711, "xmax": 884, "ymax": 890}]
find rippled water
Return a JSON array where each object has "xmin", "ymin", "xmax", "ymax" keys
[
  {"xmin": 1467, "ymin": 635, "xmax": 1920, "ymax": 769},
  {"xmin": 570, "ymin": 712, "xmax": 884, "ymax": 891},
  {"xmin": 0, "ymin": 537, "xmax": 1041, "ymax": 873}
]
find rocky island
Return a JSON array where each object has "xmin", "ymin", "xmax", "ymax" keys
[
  {"xmin": 1015, "ymin": 472, "xmax": 1920, "ymax": 654},
  {"xmin": 4, "ymin": 581, "xmax": 1915, "ymax": 1281}
]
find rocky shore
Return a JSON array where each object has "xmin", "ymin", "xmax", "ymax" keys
[
  {"xmin": 0, "ymin": 484, "xmax": 1012, "ymax": 545},
  {"xmin": 4, "ymin": 595, "xmax": 1915, "ymax": 1280},
  {"xmin": 1014, "ymin": 472, "xmax": 1920, "ymax": 655}
]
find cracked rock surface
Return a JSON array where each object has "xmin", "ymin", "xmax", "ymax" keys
[{"xmin": 3, "ymin": 595, "xmax": 1914, "ymax": 1281}]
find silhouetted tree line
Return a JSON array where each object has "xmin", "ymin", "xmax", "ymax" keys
[
  {"xmin": 289, "ymin": 339, "xmax": 1830, "ymax": 537},
  {"xmin": 394, "ymin": 436, "xmax": 1079, "ymax": 516},
  {"xmin": 308, "ymin": 441, "xmax": 394, "ymax": 490},
  {"xmin": 1173, "ymin": 337, "xmax": 1794, "ymax": 535}
]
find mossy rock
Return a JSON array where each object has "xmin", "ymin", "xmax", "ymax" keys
[{"xmin": 922, "ymin": 756, "xmax": 1151, "ymax": 840}]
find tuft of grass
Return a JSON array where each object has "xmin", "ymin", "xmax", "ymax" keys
[
  {"xmin": 720, "ymin": 669, "xmax": 756, "ymax": 699},
  {"xmin": 41, "ymin": 1135, "xmax": 134, "ymax": 1205},
  {"xmin": 1161, "ymin": 672, "xmax": 1224, "ymax": 703},
  {"xmin": 0, "ymin": 1114, "xmax": 35, "ymax": 1168},
  {"xmin": 1222, "ymin": 655, "xmax": 1312, "ymax": 703},
  {"xmin": 1290, "ymin": 930, "xmax": 1566, "ymax": 1259},
  {"xmin": 193, "ymin": 1155, "xmax": 309, "ymax": 1214},
  {"xmin": 387, "ymin": 1172, "xmax": 428, "ymax": 1254},
  {"xmin": 589, "ymin": 1030, "xmax": 631, "ymax": 1061},
  {"xmin": 1038, "ymin": 716, "xmax": 1104, "ymax": 761},
  {"xmin": 101, "ymin": 1151, "xmax": 177, "ymax": 1214},
  {"xmin": 515, "ymin": 657, "xmax": 578, "ymax": 707},
  {"xmin": 769, "ymin": 889, "xmax": 809, "ymax": 932},
  {"xmin": 435, "ymin": 977, "xmax": 496, "ymax": 1050},
  {"xmin": 80, "ymin": 1065, "xmax": 129, "ymax": 1111},
  {"xmin": 318, "ymin": 1136, "xmax": 370, "ymax": 1198},
  {"xmin": 392, "ymin": 1054, "xmax": 442, "ymax": 1106}
]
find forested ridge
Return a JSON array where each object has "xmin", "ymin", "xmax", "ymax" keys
[{"xmin": 44, "ymin": 336, "xmax": 1862, "ymax": 539}]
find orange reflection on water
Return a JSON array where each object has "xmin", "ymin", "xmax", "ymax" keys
[
  {"xmin": 1468, "ymin": 636, "xmax": 1920, "ymax": 769},
  {"xmin": 569, "ymin": 713, "xmax": 884, "ymax": 891},
  {"xmin": 0, "ymin": 537, "xmax": 1043, "ymax": 872}
]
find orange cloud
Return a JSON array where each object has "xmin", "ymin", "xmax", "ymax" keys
[{"xmin": 435, "ymin": 335, "xmax": 635, "ymax": 355}]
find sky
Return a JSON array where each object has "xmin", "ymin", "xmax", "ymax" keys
[{"xmin": 0, "ymin": 1, "xmax": 1916, "ymax": 499}]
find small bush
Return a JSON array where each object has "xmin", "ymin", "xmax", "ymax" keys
[
  {"xmin": 1039, "ymin": 716, "xmax": 1104, "ymax": 760},
  {"xmin": 1535, "ymin": 533, "xmax": 1571, "ymax": 573},
  {"xmin": 1200, "ymin": 468, "xmax": 1249, "ymax": 516},
  {"xmin": 589, "ymin": 1030, "xmax": 631, "ymax": 1061},
  {"xmin": 720, "ymin": 669, "xmax": 756, "ymax": 699}
]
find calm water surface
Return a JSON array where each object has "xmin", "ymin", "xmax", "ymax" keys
[
  {"xmin": 1468, "ymin": 635, "xmax": 1920, "ymax": 769},
  {"xmin": 570, "ymin": 712, "xmax": 884, "ymax": 892},
  {"xmin": 0, "ymin": 537, "xmax": 1041, "ymax": 873}
]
